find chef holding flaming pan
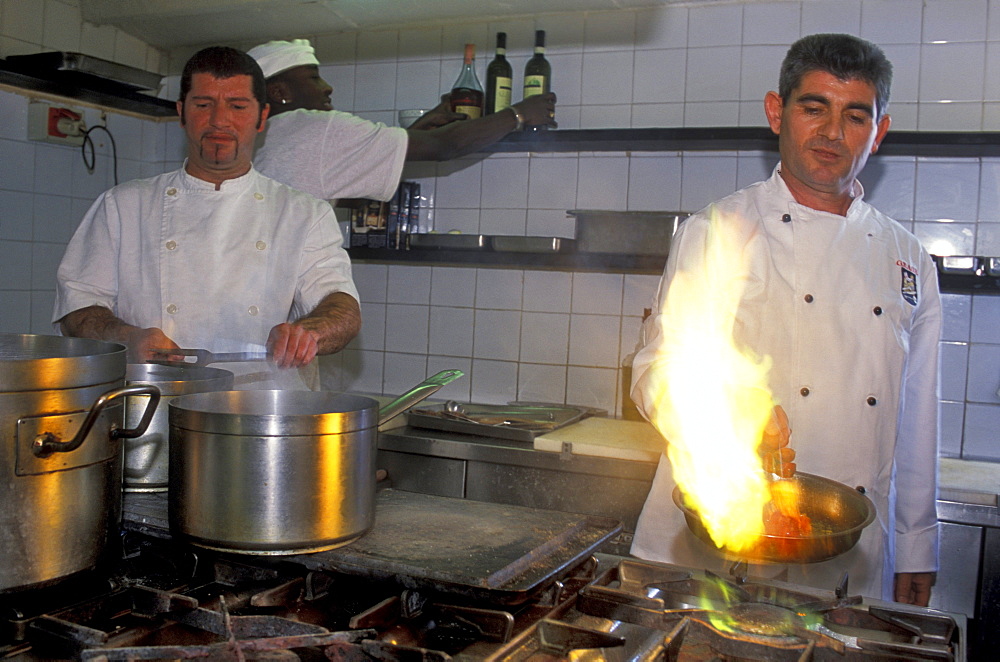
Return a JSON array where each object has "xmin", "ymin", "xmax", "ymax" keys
[{"xmin": 630, "ymin": 33, "xmax": 940, "ymax": 606}]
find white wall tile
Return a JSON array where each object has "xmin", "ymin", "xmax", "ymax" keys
[
  {"xmin": 742, "ymin": 2, "xmax": 801, "ymax": 46},
  {"xmin": 482, "ymin": 208, "xmax": 526, "ymax": 235},
  {"xmin": 802, "ymin": 0, "xmax": 862, "ymax": 35},
  {"xmin": 357, "ymin": 29, "xmax": 398, "ymax": 62},
  {"xmin": 1, "ymin": 139, "xmax": 35, "ymax": 192},
  {"xmin": 32, "ymin": 143, "xmax": 75, "ymax": 196},
  {"xmin": 971, "ymin": 295, "xmax": 1000, "ymax": 343},
  {"xmin": 977, "ymin": 223, "xmax": 1000, "ymax": 254},
  {"xmin": 684, "ymin": 101, "xmax": 740, "ymax": 126},
  {"xmin": 32, "ymin": 193, "xmax": 74, "ymax": 243},
  {"xmin": 680, "ymin": 153, "xmax": 740, "ymax": 212},
  {"xmin": 966, "ymin": 344, "xmax": 1000, "ymax": 403},
  {"xmin": 572, "ymin": 272, "xmax": 623, "ymax": 315},
  {"xmin": 860, "ymin": 0, "xmax": 923, "ymax": 44},
  {"xmin": 481, "ymin": 155, "xmax": 529, "ymax": 209},
  {"xmin": 385, "ymin": 304, "xmax": 429, "ymax": 354},
  {"xmin": 435, "ymin": 159, "xmax": 483, "ymax": 209},
  {"xmin": 535, "ymin": 14, "xmax": 585, "ymax": 56},
  {"xmin": 581, "ymin": 51, "xmax": 635, "ymax": 106},
  {"xmin": 568, "ymin": 314, "xmax": 621, "ymax": 368},
  {"xmin": 575, "ymin": 156, "xmax": 628, "ymax": 210},
  {"xmin": 860, "ymin": 156, "xmax": 917, "ymax": 221},
  {"xmin": 470, "ymin": 358, "xmax": 518, "ymax": 404},
  {"xmin": 339, "ymin": 349, "xmax": 385, "ymax": 394},
  {"xmin": 517, "ymin": 362, "xmax": 567, "ymax": 403},
  {"xmin": 623, "ymin": 274, "xmax": 660, "ymax": 317},
  {"xmin": 382, "ymin": 351, "xmax": 430, "ymax": 395},
  {"xmin": 914, "ymin": 160, "xmax": 981, "ymax": 222},
  {"xmin": 627, "ymin": 154, "xmax": 683, "ymax": 211},
  {"xmin": 30, "ymin": 241, "xmax": 64, "ymax": 291},
  {"xmin": 520, "ymin": 311, "xmax": 569, "ymax": 364},
  {"xmin": 633, "ymin": 49, "xmax": 685, "ymax": 105},
  {"xmin": 941, "ymin": 293, "xmax": 972, "ymax": 342},
  {"xmin": 428, "ymin": 306, "xmax": 474, "ymax": 357},
  {"xmin": 920, "ymin": 42, "xmax": 987, "ymax": 103},
  {"xmin": 546, "ymin": 52, "xmax": 583, "ymax": 107},
  {"xmin": 737, "ymin": 152, "xmax": 777, "ymax": 190},
  {"xmin": 1, "ymin": 0, "xmax": 44, "ymax": 45},
  {"xmin": 475, "ymin": 268, "xmax": 523, "ymax": 309},
  {"xmin": 940, "ymin": 342, "xmax": 970, "ymax": 401},
  {"xmin": 633, "ymin": 5, "xmax": 688, "ymax": 51},
  {"xmin": 395, "ymin": 60, "xmax": 443, "ymax": 112},
  {"xmin": 583, "ymin": 10, "xmax": 635, "ymax": 52},
  {"xmin": 688, "ymin": 3, "xmax": 743, "ymax": 48},
  {"xmin": 739, "ymin": 45, "xmax": 786, "ymax": 102},
  {"xmin": 938, "ymin": 400, "xmax": 965, "ymax": 456},
  {"xmin": 523, "ymin": 270, "xmax": 572, "ymax": 313},
  {"xmin": 353, "ymin": 61, "xmax": 398, "ymax": 111},
  {"xmin": 350, "ymin": 302, "xmax": 386, "ymax": 351},
  {"xmin": 579, "ymin": 104, "xmax": 632, "ymax": 129},
  {"xmin": 0, "ymin": 239, "xmax": 32, "ymax": 289},
  {"xmin": 0, "ymin": 291, "xmax": 31, "ymax": 333},
  {"xmin": 978, "ymin": 160, "xmax": 1000, "ymax": 220},
  {"xmin": 388, "ymin": 265, "xmax": 431, "ymax": 304},
  {"xmin": 880, "ymin": 44, "xmax": 920, "ymax": 103},
  {"xmin": 315, "ymin": 32, "xmax": 359, "ymax": 64},
  {"xmin": 430, "ymin": 266, "xmax": 476, "ymax": 307},
  {"xmin": 962, "ymin": 403, "xmax": 1000, "ymax": 460},
  {"xmin": 913, "ymin": 221, "xmax": 976, "ymax": 255},
  {"xmin": 29, "ymin": 289, "xmax": 55, "ymax": 334},
  {"xmin": 922, "ymin": 0, "xmax": 988, "ymax": 43},
  {"xmin": 685, "ymin": 46, "xmax": 742, "ymax": 102},
  {"xmin": 353, "ymin": 263, "xmax": 388, "ymax": 303},
  {"xmin": 527, "ymin": 157, "xmax": 577, "ymax": 210},
  {"xmin": 473, "ymin": 309, "xmax": 521, "ymax": 360},
  {"xmin": 565, "ymin": 365, "xmax": 617, "ymax": 413},
  {"xmin": 0, "ymin": 190, "xmax": 33, "ymax": 241}
]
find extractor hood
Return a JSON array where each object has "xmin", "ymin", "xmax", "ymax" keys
[{"xmin": 0, "ymin": 52, "xmax": 176, "ymax": 118}]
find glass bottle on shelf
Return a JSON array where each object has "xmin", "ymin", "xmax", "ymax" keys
[
  {"xmin": 485, "ymin": 32, "xmax": 513, "ymax": 115},
  {"xmin": 522, "ymin": 30, "xmax": 551, "ymax": 130},
  {"xmin": 450, "ymin": 43, "xmax": 484, "ymax": 119}
]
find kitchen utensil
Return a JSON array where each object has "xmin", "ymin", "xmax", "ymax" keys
[
  {"xmin": 408, "ymin": 401, "xmax": 585, "ymax": 442},
  {"xmin": 672, "ymin": 472, "xmax": 876, "ymax": 564},
  {"xmin": 0, "ymin": 333, "xmax": 160, "ymax": 592},
  {"xmin": 150, "ymin": 348, "xmax": 269, "ymax": 367},
  {"xmin": 168, "ymin": 370, "xmax": 464, "ymax": 555},
  {"xmin": 123, "ymin": 364, "xmax": 234, "ymax": 492}
]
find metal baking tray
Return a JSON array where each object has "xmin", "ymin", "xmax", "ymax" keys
[
  {"xmin": 491, "ymin": 236, "xmax": 576, "ymax": 253},
  {"xmin": 408, "ymin": 233, "xmax": 489, "ymax": 250},
  {"xmin": 296, "ymin": 489, "xmax": 622, "ymax": 604},
  {"xmin": 407, "ymin": 402, "xmax": 585, "ymax": 442},
  {"xmin": 5, "ymin": 52, "xmax": 162, "ymax": 90}
]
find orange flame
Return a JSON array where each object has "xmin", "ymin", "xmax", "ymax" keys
[{"xmin": 646, "ymin": 209, "xmax": 775, "ymax": 552}]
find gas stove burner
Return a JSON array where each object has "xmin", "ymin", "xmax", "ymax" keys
[{"xmin": 722, "ymin": 602, "xmax": 806, "ymax": 638}]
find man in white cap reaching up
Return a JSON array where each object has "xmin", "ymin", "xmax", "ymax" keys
[{"xmin": 248, "ymin": 38, "xmax": 557, "ymax": 203}]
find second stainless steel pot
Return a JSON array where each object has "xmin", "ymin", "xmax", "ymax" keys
[{"xmin": 167, "ymin": 370, "xmax": 463, "ymax": 555}]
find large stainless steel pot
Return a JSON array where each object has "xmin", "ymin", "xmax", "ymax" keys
[
  {"xmin": 124, "ymin": 364, "xmax": 233, "ymax": 492},
  {"xmin": 168, "ymin": 370, "xmax": 463, "ymax": 555},
  {"xmin": 1, "ymin": 334, "xmax": 160, "ymax": 592},
  {"xmin": 672, "ymin": 472, "xmax": 876, "ymax": 564}
]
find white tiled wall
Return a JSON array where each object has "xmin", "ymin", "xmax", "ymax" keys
[{"xmin": 1, "ymin": 0, "xmax": 999, "ymax": 458}]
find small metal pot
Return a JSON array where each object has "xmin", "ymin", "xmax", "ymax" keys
[
  {"xmin": 1, "ymin": 334, "xmax": 159, "ymax": 592},
  {"xmin": 168, "ymin": 370, "xmax": 462, "ymax": 555},
  {"xmin": 124, "ymin": 364, "xmax": 233, "ymax": 492}
]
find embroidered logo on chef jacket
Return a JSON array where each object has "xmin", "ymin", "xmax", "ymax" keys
[{"xmin": 900, "ymin": 265, "xmax": 918, "ymax": 306}]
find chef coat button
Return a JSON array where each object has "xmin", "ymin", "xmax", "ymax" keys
[
  {"xmin": 800, "ymin": 387, "xmax": 810, "ymax": 397},
  {"xmin": 873, "ymin": 306, "xmax": 883, "ymax": 315},
  {"xmin": 165, "ymin": 240, "xmax": 177, "ymax": 250},
  {"xmin": 255, "ymin": 240, "xmax": 267, "ymax": 250},
  {"xmin": 254, "ymin": 192, "xmax": 264, "ymax": 200},
  {"xmin": 781, "ymin": 214, "xmax": 792, "ymax": 223},
  {"xmin": 166, "ymin": 304, "xmax": 177, "ymax": 315},
  {"xmin": 166, "ymin": 188, "xmax": 177, "ymax": 196},
  {"xmin": 804, "ymin": 294, "xmax": 814, "ymax": 303},
  {"xmin": 867, "ymin": 396, "xmax": 877, "ymax": 406},
  {"xmin": 248, "ymin": 306, "xmax": 259, "ymax": 316}
]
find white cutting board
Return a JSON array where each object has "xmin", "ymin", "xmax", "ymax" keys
[{"xmin": 534, "ymin": 417, "xmax": 664, "ymax": 462}]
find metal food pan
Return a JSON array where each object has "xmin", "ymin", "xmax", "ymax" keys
[
  {"xmin": 569, "ymin": 209, "xmax": 686, "ymax": 256},
  {"xmin": 491, "ymin": 236, "xmax": 576, "ymax": 253},
  {"xmin": 408, "ymin": 402, "xmax": 585, "ymax": 442},
  {"xmin": 408, "ymin": 233, "xmax": 489, "ymax": 250}
]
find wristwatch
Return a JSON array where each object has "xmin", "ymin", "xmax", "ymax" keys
[{"xmin": 508, "ymin": 105, "xmax": 525, "ymax": 131}]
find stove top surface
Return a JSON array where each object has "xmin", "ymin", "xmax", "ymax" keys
[{"xmin": 0, "ymin": 530, "xmax": 965, "ymax": 661}]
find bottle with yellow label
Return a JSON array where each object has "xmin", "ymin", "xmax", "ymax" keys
[{"xmin": 450, "ymin": 43, "xmax": 484, "ymax": 119}]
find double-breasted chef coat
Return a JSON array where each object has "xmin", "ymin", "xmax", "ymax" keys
[
  {"xmin": 630, "ymin": 165, "xmax": 941, "ymax": 601},
  {"xmin": 54, "ymin": 164, "xmax": 359, "ymax": 390}
]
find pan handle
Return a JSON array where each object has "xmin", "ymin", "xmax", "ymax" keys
[
  {"xmin": 378, "ymin": 370, "xmax": 465, "ymax": 427},
  {"xmin": 32, "ymin": 384, "xmax": 161, "ymax": 456}
]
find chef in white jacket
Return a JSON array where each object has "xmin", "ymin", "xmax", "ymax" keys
[
  {"xmin": 54, "ymin": 47, "xmax": 361, "ymax": 390},
  {"xmin": 630, "ymin": 34, "xmax": 940, "ymax": 606}
]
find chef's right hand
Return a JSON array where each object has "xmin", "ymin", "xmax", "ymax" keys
[
  {"xmin": 759, "ymin": 404, "xmax": 796, "ymax": 477},
  {"xmin": 513, "ymin": 92, "xmax": 558, "ymax": 129},
  {"xmin": 130, "ymin": 328, "xmax": 180, "ymax": 364}
]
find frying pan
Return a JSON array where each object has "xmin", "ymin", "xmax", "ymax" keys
[{"xmin": 672, "ymin": 472, "xmax": 876, "ymax": 564}]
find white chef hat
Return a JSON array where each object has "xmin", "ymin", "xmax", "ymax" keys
[{"xmin": 247, "ymin": 39, "xmax": 319, "ymax": 79}]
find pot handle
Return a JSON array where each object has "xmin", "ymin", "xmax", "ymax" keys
[
  {"xmin": 32, "ymin": 384, "xmax": 162, "ymax": 457},
  {"xmin": 378, "ymin": 369, "xmax": 465, "ymax": 426}
]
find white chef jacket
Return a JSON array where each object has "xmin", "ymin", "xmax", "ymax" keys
[
  {"xmin": 254, "ymin": 109, "xmax": 408, "ymax": 202},
  {"xmin": 630, "ymin": 165, "xmax": 941, "ymax": 601},
  {"xmin": 53, "ymin": 164, "xmax": 360, "ymax": 390}
]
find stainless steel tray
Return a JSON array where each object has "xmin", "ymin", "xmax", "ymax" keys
[
  {"xmin": 408, "ymin": 233, "xmax": 489, "ymax": 250},
  {"xmin": 492, "ymin": 236, "xmax": 575, "ymax": 253},
  {"xmin": 408, "ymin": 402, "xmax": 585, "ymax": 442},
  {"xmin": 5, "ymin": 52, "xmax": 162, "ymax": 90}
]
